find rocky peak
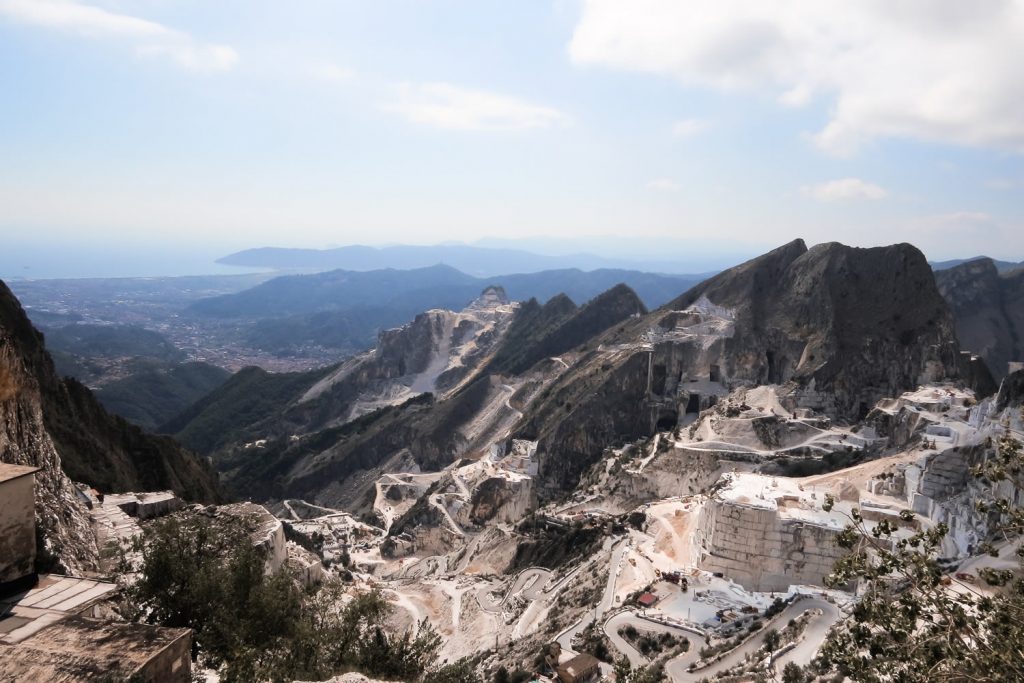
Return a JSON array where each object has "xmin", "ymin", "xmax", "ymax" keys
[
  {"xmin": 541, "ymin": 293, "xmax": 577, "ymax": 317},
  {"xmin": 470, "ymin": 285, "xmax": 510, "ymax": 309},
  {"xmin": 935, "ymin": 258, "xmax": 1024, "ymax": 380},
  {"xmin": 587, "ymin": 283, "xmax": 647, "ymax": 317},
  {"xmin": 667, "ymin": 237, "xmax": 808, "ymax": 314}
]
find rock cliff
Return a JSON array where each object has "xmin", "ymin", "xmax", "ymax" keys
[
  {"xmin": 0, "ymin": 283, "xmax": 98, "ymax": 572},
  {"xmin": 935, "ymin": 258, "xmax": 1024, "ymax": 380},
  {"xmin": 0, "ymin": 279, "xmax": 220, "ymax": 561},
  {"xmin": 520, "ymin": 240, "xmax": 993, "ymax": 496}
]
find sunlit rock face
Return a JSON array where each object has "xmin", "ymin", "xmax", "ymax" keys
[
  {"xmin": 0, "ymin": 283, "xmax": 98, "ymax": 573},
  {"xmin": 694, "ymin": 473, "xmax": 849, "ymax": 592}
]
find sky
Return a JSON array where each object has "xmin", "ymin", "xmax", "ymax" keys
[{"xmin": 1, "ymin": 0, "xmax": 1023, "ymax": 266}]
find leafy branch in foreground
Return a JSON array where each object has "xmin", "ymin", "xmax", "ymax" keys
[{"xmin": 813, "ymin": 436, "xmax": 1024, "ymax": 682}]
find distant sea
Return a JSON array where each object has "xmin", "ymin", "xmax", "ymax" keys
[{"xmin": 0, "ymin": 244, "xmax": 266, "ymax": 280}]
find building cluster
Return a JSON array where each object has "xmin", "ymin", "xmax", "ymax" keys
[{"xmin": 0, "ymin": 464, "xmax": 191, "ymax": 682}]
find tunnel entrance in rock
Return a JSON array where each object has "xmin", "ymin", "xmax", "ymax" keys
[
  {"xmin": 686, "ymin": 393, "xmax": 701, "ymax": 414},
  {"xmin": 766, "ymin": 351, "xmax": 790, "ymax": 384},
  {"xmin": 656, "ymin": 411, "xmax": 678, "ymax": 431},
  {"xmin": 709, "ymin": 364, "xmax": 721, "ymax": 383}
]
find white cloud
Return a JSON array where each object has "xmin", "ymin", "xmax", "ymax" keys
[
  {"xmin": 803, "ymin": 178, "xmax": 887, "ymax": 202},
  {"xmin": 671, "ymin": 118, "xmax": 708, "ymax": 138},
  {"xmin": 313, "ymin": 63, "xmax": 356, "ymax": 83},
  {"xmin": 385, "ymin": 82, "xmax": 569, "ymax": 131},
  {"xmin": 569, "ymin": 1, "xmax": 1024, "ymax": 154},
  {"xmin": 0, "ymin": 0, "xmax": 238, "ymax": 71},
  {"xmin": 648, "ymin": 178, "xmax": 679, "ymax": 191}
]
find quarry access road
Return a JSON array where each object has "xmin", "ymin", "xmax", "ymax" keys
[
  {"xmin": 665, "ymin": 597, "xmax": 839, "ymax": 682},
  {"xmin": 769, "ymin": 600, "xmax": 842, "ymax": 673},
  {"xmin": 604, "ymin": 610, "xmax": 701, "ymax": 669},
  {"xmin": 553, "ymin": 537, "xmax": 629, "ymax": 677},
  {"xmin": 477, "ymin": 565, "xmax": 565, "ymax": 614},
  {"xmin": 599, "ymin": 539, "xmax": 630, "ymax": 615},
  {"xmin": 508, "ymin": 568, "xmax": 554, "ymax": 602}
]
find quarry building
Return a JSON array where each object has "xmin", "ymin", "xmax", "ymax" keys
[{"xmin": 0, "ymin": 466, "xmax": 192, "ymax": 682}]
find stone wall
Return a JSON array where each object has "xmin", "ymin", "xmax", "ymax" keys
[
  {"xmin": 0, "ymin": 472, "xmax": 35, "ymax": 584},
  {"xmin": 134, "ymin": 629, "xmax": 191, "ymax": 683},
  {"xmin": 695, "ymin": 498, "xmax": 847, "ymax": 592}
]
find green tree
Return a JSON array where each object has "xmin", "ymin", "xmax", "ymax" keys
[
  {"xmin": 613, "ymin": 657, "xmax": 664, "ymax": 683},
  {"xmin": 129, "ymin": 510, "xmax": 444, "ymax": 683},
  {"xmin": 424, "ymin": 658, "xmax": 481, "ymax": 683},
  {"xmin": 761, "ymin": 628, "xmax": 781, "ymax": 652},
  {"xmin": 815, "ymin": 436, "xmax": 1024, "ymax": 682},
  {"xmin": 781, "ymin": 661, "xmax": 808, "ymax": 683}
]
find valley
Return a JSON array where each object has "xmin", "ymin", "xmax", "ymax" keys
[{"xmin": 2, "ymin": 239, "xmax": 1023, "ymax": 682}]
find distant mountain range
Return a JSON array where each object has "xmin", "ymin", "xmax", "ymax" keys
[
  {"xmin": 188, "ymin": 264, "xmax": 702, "ymax": 357},
  {"xmin": 190, "ymin": 263, "xmax": 700, "ymax": 318},
  {"xmin": 216, "ymin": 244, "xmax": 721, "ymax": 277}
]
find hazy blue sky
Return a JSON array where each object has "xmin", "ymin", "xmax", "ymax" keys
[{"xmin": 1, "ymin": 0, "xmax": 1023, "ymax": 262}]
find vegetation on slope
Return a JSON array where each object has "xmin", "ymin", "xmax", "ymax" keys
[
  {"xmin": 94, "ymin": 360, "xmax": 230, "ymax": 431},
  {"xmin": 161, "ymin": 364, "xmax": 335, "ymax": 454},
  {"xmin": 509, "ymin": 515, "xmax": 604, "ymax": 571},
  {"xmin": 243, "ymin": 307, "xmax": 406, "ymax": 356},
  {"xmin": 41, "ymin": 323, "xmax": 185, "ymax": 363},
  {"xmin": 128, "ymin": 511, "xmax": 449, "ymax": 683}
]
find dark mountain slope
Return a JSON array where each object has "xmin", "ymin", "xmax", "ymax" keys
[
  {"xmin": 160, "ymin": 364, "xmax": 336, "ymax": 454},
  {"xmin": 166, "ymin": 282, "xmax": 650, "ymax": 507},
  {"xmin": 670, "ymin": 240, "xmax": 994, "ymax": 407},
  {"xmin": 0, "ymin": 279, "xmax": 220, "ymax": 504},
  {"xmin": 243, "ymin": 308, "xmax": 403, "ymax": 357},
  {"xmin": 42, "ymin": 324, "xmax": 184, "ymax": 364},
  {"xmin": 94, "ymin": 361, "xmax": 230, "ymax": 431},
  {"xmin": 485, "ymin": 294, "xmax": 578, "ymax": 376},
  {"xmin": 935, "ymin": 258, "xmax": 1024, "ymax": 380},
  {"xmin": 516, "ymin": 240, "xmax": 994, "ymax": 494},
  {"xmin": 486, "ymin": 286, "xmax": 646, "ymax": 376},
  {"xmin": 29, "ymin": 319, "xmax": 228, "ymax": 431}
]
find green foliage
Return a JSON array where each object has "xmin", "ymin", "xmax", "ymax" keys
[
  {"xmin": 424, "ymin": 658, "xmax": 481, "ymax": 683},
  {"xmin": 781, "ymin": 661, "xmax": 810, "ymax": 683},
  {"xmin": 43, "ymin": 323, "xmax": 184, "ymax": 363},
  {"xmin": 95, "ymin": 361, "xmax": 230, "ymax": 430},
  {"xmin": 161, "ymin": 363, "xmax": 333, "ymax": 454},
  {"xmin": 613, "ymin": 657, "xmax": 665, "ymax": 683},
  {"xmin": 815, "ymin": 436, "xmax": 1024, "ymax": 682},
  {"xmin": 130, "ymin": 511, "xmax": 444, "ymax": 683},
  {"xmin": 761, "ymin": 628, "xmax": 781, "ymax": 652}
]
